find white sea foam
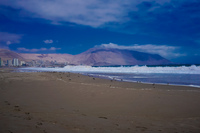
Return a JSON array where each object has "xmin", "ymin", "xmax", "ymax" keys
[{"xmin": 20, "ymin": 65, "xmax": 200, "ymax": 74}]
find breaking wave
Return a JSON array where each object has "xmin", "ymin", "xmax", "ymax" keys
[{"xmin": 20, "ymin": 65, "xmax": 200, "ymax": 74}]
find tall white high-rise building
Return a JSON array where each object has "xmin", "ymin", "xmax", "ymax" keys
[{"xmin": 13, "ymin": 58, "xmax": 19, "ymax": 66}]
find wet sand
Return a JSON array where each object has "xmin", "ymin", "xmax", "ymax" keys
[{"xmin": 0, "ymin": 68, "xmax": 200, "ymax": 133}]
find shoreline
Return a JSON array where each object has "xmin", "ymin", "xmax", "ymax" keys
[
  {"xmin": 88, "ymin": 73, "xmax": 200, "ymax": 89},
  {"xmin": 1, "ymin": 68, "xmax": 200, "ymax": 133},
  {"xmin": 17, "ymin": 67, "xmax": 200, "ymax": 88}
]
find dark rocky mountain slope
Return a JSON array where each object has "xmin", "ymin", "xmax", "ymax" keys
[{"xmin": 72, "ymin": 48, "xmax": 171, "ymax": 66}]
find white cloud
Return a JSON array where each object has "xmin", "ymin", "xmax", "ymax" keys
[
  {"xmin": 98, "ymin": 43, "xmax": 186, "ymax": 59},
  {"xmin": 6, "ymin": 41, "xmax": 12, "ymax": 45},
  {"xmin": 49, "ymin": 47, "xmax": 61, "ymax": 50},
  {"xmin": 17, "ymin": 47, "xmax": 61, "ymax": 52},
  {"xmin": 44, "ymin": 39, "xmax": 53, "ymax": 44},
  {"xmin": 0, "ymin": 32, "xmax": 22, "ymax": 46},
  {"xmin": 0, "ymin": 0, "xmax": 170, "ymax": 27}
]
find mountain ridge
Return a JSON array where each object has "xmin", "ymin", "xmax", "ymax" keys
[{"xmin": 0, "ymin": 48, "xmax": 171, "ymax": 66}]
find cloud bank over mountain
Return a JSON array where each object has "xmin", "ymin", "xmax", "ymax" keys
[{"xmin": 97, "ymin": 43, "xmax": 185, "ymax": 59}]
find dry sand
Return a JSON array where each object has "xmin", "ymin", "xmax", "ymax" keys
[{"xmin": 0, "ymin": 68, "xmax": 200, "ymax": 133}]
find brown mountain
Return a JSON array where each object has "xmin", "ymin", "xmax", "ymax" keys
[
  {"xmin": 0, "ymin": 48, "xmax": 171, "ymax": 66},
  {"xmin": 71, "ymin": 48, "xmax": 171, "ymax": 66}
]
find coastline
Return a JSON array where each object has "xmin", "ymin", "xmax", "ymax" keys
[
  {"xmin": 18, "ymin": 66, "xmax": 200, "ymax": 88},
  {"xmin": 0, "ymin": 68, "xmax": 200, "ymax": 133}
]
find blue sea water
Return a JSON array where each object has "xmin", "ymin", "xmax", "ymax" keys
[
  {"xmin": 87, "ymin": 73, "xmax": 200, "ymax": 87},
  {"xmin": 19, "ymin": 65, "xmax": 200, "ymax": 88}
]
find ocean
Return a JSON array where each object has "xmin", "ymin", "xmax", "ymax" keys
[{"xmin": 19, "ymin": 65, "xmax": 200, "ymax": 88}]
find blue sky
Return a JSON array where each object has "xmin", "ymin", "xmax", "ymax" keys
[{"xmin": 0, "ymin": 0, "xmax": 200, "ymax": 64}]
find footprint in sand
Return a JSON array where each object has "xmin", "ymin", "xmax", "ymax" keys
[
  {"xmin": 4, "ymin": 101, "xmax": 10, "ymax": 105},
  {"xmin": 7, "ymin": 130, "xmax": 13, "ymax": 133},
  {"xmin": 14, "ymin": 106, "xmax": 21, "ymax": 111},
  {"xmin": 98, "ymin": 116, "xmax": 108, "ymax": 119},
  {"xmin": 24, "ymin": 112, "xmax": 32, "ymax": 120},
  {"xmin": 35, "ymin": 122, "xmax": 42, "ymax": 128},
  {"xmin": 135, "ymin": 126, "xmax": 148, "ymax": 131},
  {"xmin": 25, "ymin": 112, "xmax": 30, "ymax": 115},
  {"xmin": 37, "ymin": 122, "xmax": 43, "ymax": 126}
]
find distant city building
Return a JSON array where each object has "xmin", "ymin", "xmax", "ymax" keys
[
  {"xmin": 13, "ymin": 58, "xmax": 19, "ymax": 66},
  {"xmin": 20, "ymin": 61, "xmax": 25, "ymax": 66},
  {"xmin": 0, "ymin": 58, "xmax": 4, "ymax": 66},
  {"xmin": 7, "ymin": 60, "xmax": 12, "ymax": 66},
  {"xmin": 0, "ymin": 58, "xmax": 2, "ymax": 66},
  {"xmin": 31, "ymin": 60, "xmax": 36, "ymax": 66}
]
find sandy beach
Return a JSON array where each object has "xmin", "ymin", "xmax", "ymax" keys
[{"xmin": 0, "ymin": 68, "xmax": 200, "ymax": 133}]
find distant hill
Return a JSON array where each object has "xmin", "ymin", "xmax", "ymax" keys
[
  {"xmin": 0, "ymin": 49, "xmax": 24, "ymax": 60},
  {"xmin": 0, "ymin": 48, "xmax": 171, "ymax": 66},
  {"xmin": 20, "ymin": 53, "xmax": 73, "ymax": 62}
]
